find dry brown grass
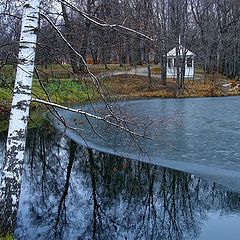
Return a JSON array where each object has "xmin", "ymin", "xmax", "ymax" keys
[
  {"xmin": 101, "ymin": 72, "xmax": 239, "ymax": 100},
  {"xmin": 102, "ymin": 75, "xmax": 176, "ymax": 99},
  {"xmin": 36, "ymin": 64, "xmax": 130, "ymax": 80}
]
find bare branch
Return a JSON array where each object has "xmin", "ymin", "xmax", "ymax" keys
[
  {"xmin": 59, "ymin": 0, "xmax": 154, "ymax": 42},
  {"xmin": 31, "ymin": 98, "xmax": 148, "ymax": 139}
]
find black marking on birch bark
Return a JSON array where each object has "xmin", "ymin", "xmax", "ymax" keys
[
  {"xmin": 19, "ymin": 45, "xmax": 29, "ymax": 49},
  {"xmin": 13, "ymin": 100, "xmax": 29, "ymax": 111},
  {"xmin": 5, "ymin": 158, "xmax": 23, "ymax": 177},
  {"xmin": 23, "ymin": 3, "xmax": 32, "ymax": 8},
  {"xmin": 6, "ymin": 160, "xmax": 23, "ymax": 180},
  {"xmin": 7, "ymin": 139, "xmax": 25, "ymax": 150},
  {"xmin": 28, "ymin": 15, "xmax": 39, "ymax": 20},
  {"xmin": 24, "ymin": 25, "xmax": 35, "ymax": 29},
  {"xmin": 13, "ymin": 129, "xmax": 27, "ymax": 141},
  {"xmin": 6, "ymin": 145, "xmax": 19, "ymax": 160},
  {"xmin": 14, "ymin": 88, "xmax": 31, "ymax": 95},
  {"xmin": 15, "ymin": 84, "xmax": 31, "ymax": 90},
  {"xmin": 23, "ymin": 29, "xmax": 35, "ymax": 33},
  {"xmin": 18, "ymin": 58, "xmax": 27, "ymax": 64},
  {"xmin": 15, "ymin": 82, "xmax": 31, "ymax": 91},
  {"xmin": 21, "ymin": 115, "xmax": 29, "ymax": 123},
  {"xmin": 27, "ymin": 18, "xmax": 35, "ymax": 22},
  {"xmin": 1, "ymin": 177, "xmax": 21, "ymax": 202}
]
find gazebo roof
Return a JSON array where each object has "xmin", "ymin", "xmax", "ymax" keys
[{"xmin": 167, "ymin": 45, "xmax": 194, "ymax": 57}]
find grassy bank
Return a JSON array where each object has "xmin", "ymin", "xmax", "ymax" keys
[
  {"xmin": 0, "ymin": 232, "xmax": 14, "ymax": 240},
  {"xmin": 0, "ymin": 78, "xmax": 99, "ymax": 132}
]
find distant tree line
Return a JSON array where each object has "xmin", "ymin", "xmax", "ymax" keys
[{"xmin": 1, "ymin": 0, "xmax": 240, "ymax": 80}]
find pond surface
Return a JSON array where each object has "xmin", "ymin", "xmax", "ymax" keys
[
  {"xmin": 1, "ymin": 96, "xmax": 240, "ymax": 239},
  {"xmin": 48, "ymin": 96, "xmax": 240, "ymax": 192}
]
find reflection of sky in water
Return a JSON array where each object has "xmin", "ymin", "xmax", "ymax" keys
[
  {"xmin": 48, "ymin": 96, "xmax": 240, "ymax": 192},
  {"xmin": 199, "ymin": 213, "xmax": 240, "ymax": 240}
]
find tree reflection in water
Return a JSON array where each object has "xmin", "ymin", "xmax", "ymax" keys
[{"xmin": 7, "ymin": 127, "xmax": 240, "ymax": 239}]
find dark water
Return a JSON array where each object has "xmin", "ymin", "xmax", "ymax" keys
[
  {"xmin": 0, "ymin": 129, "xmax": 240, "ymax": 239},
  {"xmin": 1, "ymin": 97, "xmax": 240, "ymax": 239}
]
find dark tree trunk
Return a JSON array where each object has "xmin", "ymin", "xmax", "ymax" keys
[
  {"xmin": 160, "ymin": 53, "xmax": 167, "ymax": 85},
  {"xmin": 79, "ymin": 22, "xmax": 91, "ymax": 71},
  {"xmin": 61, "ymin": 2, "xmax": 81, "ymax": 75}
]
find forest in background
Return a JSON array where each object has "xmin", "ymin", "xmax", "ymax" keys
[{"xmin": 1, "ymin": 0, "xmax": 240, "ymax": 81}]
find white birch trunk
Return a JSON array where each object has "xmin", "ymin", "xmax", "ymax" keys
[{"xmin": 0, "ymin": 0, "xmax": 40, "ymax": 234}]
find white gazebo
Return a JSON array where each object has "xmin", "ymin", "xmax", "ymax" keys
[{"xmin": 166, "ymin": 45, "xmax": 195, "ymax": 79}]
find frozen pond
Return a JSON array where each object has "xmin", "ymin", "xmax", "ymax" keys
[{"xmin": 48, "ymin": 96, "xmax": 240, "ymax": 192}]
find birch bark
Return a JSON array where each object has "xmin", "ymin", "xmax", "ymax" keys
[{"xmin": 0, "ymin": 0, "xmax": 40, "ymax": 234}]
